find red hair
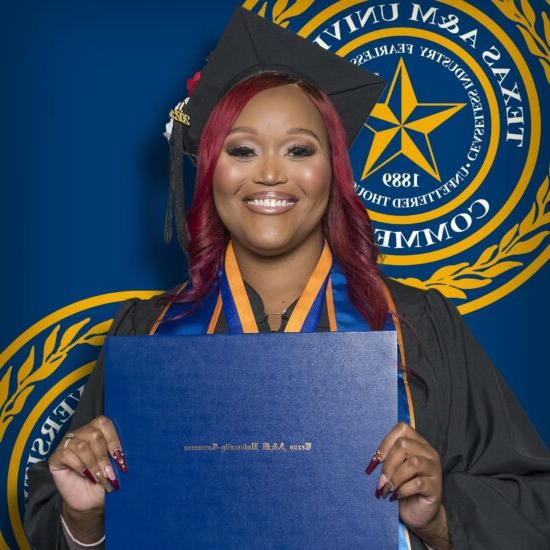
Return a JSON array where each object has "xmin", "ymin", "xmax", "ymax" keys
[{"xmin": 168, "ymin": 72, "xmax": 388, "ymax": 329}]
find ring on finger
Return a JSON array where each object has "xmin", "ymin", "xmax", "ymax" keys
[
  {"xmin": 63, "ymin": 432, "xmax": 77, "ymax": 449},
  {"xmin": 49, "ymin": 464, "xmax": 69, "ymax": 472},
  {"xmin": 95, "ymin": 470, "xmax": 107, "ymax": 483}
]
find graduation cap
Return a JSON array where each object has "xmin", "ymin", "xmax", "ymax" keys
[{"xmin": 164, "ymin": 6, "xmax": 386, "ymax": 253}]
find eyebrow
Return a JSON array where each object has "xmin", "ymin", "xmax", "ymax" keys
[{"xmin": 226, "ymin": 126, "xmax": 321, "ymax": 144}]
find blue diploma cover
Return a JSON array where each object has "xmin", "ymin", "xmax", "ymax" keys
[{"xmin": 104, "ymin": 332, "xmax": 398, "ymax": 548}]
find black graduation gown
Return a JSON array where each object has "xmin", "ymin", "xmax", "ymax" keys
[{"xmin": 23, "ymin": 279, "xmax": 550, "ymax": 549}]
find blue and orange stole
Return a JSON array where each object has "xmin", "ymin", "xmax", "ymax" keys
[{"xmin": 151, "ymin": 241, "xmax": 415, "ymax": 549}]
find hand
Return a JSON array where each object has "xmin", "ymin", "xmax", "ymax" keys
[
  {"xmin": 48, "ymin": 415, "xmax": 127, "ymax": 514},
  {"xmin": 366, "ymin": 422, "xmax": 451, "ymax": 549}
]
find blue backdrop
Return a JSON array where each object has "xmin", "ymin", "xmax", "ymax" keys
[{"xmin": 1, "ymin": 1, "xmax": 548, "ymax": 548}]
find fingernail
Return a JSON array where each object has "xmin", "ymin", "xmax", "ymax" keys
[
  {"xmin": 95, "ymin": 470, "xmax": 113, "ymax": 493},
  {"xmin": 375, "ymin": 473, "xmax": 387, "ymax": 499},
  {"xmin": 82, "ymin": 468, "xmax": 97, "ymax": 484},
  {"xmin": 112, "ymin": 448, "xmax": 128, "ymax": 473},
  {"xmin": 365, "ymin": 449, "xmax": 383, "ymax": 475},
  {"xmin": 107, "ymin": 478, "xmax": 120, "ymax": 491},
  {"xmin": 389, "ymin": 490, "xmax": 399, "ymax": 502},
  {"xmin": 103, "ymin": 464, "xmax": 120, "ymax": 491}
]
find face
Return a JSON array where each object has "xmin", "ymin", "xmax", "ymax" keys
[{"xmin": 212, "ymin": 83, "xmax": 332, "ymax": 257}]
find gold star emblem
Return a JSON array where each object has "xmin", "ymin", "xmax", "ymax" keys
[{"xmin": 362, "ymin": 58, "xmax": 466, "ymax": 182}]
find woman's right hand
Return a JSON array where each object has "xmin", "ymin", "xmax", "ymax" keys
[{"xmin": 48, "ymin": 415, "xmax": 127, "ymax": 514}]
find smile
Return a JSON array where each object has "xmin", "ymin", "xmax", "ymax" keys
[{"xmin": 243, "ymin": 192, "xmax": 298, "ymax": 214}]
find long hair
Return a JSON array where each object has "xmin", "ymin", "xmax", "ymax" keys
[{"xmin": 167, "ymin": 71, "xmax": 389, "ymax": 329}]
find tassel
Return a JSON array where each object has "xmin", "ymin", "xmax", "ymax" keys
[{"xmin": 164, "ymin": 120, "xmax": 189, "ymax": 253}]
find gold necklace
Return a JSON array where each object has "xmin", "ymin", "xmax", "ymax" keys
[{"xmin": 265, "ymin": 305, "xmax": 290, "ymax": 317}]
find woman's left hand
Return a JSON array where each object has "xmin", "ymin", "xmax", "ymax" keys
[{"xmin": 367, "ymin": 422, "xmax": 451, "ymax": 548}]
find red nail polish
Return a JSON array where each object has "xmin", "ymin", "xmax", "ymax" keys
[
  {"xmin": 365, "ymin": 449, "xmax": 382, "ymax": 475},
  {"xmin": 83, "ymin": 468, "xmax": 97, "ymax": 484},
  {"xmin": 113, "ymin": 449, "xmax": 128, "ymax": 473},
  {"xmin": 365, "ymin": 456, "xmax": 380, "ymax": 475},
  {"xmin": 108, "ymin": 478, "xmax": 120, "ymax": 491},
  {"xmin": 389, "ymin": 491, "xmax": 399, "ymax": 502},
  {"xmin": 375, "ymin": 484, "xmax": 385, "ymax": 499},
  {"xmin": 365, "ymin": 458, "xmax": 379, "ymax": 475}
]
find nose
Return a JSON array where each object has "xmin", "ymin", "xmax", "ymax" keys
[{"xmin": 253, "ymin": 152, "xmax": 288, "ymax": 186}]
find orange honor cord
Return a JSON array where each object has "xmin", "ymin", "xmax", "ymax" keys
[
  {"xmin": 207, "ymin": 294, "xmax": 223, "ymax": 334},
  {"xmin": 382, "ymin": 284, "xmax": 416, "ymax": 430},
  {"xmin": 148, "ymin": 282, "xmax": 188, "ymax": 335},
  {"xmin": 224, "ymin": 242, "xmax": 259, "ymax": 333},
  {"xmin": 325, "ymin": 280, "xmax": 338, "ymax": 332},
  {"xmin": 284, "ymin": 241, "xmax": 333, "ymax": 333}
]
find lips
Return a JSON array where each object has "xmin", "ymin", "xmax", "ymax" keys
[{"xmin": 242, "ymin": 191, "xmax": 298, "ymax": 215}]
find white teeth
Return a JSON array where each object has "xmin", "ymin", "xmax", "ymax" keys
[{"xmin": 247, "ymin": 198, "xmax": 295, "ymax": 208}]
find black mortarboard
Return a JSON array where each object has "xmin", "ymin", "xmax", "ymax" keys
[{"xmin": 165, "ymin": 6, "xmax": 386, "ymax": 253}]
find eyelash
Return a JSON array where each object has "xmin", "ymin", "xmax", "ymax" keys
[{"xmin": 227, "ymin": 144, "xmax": 314, "ymax": 158}]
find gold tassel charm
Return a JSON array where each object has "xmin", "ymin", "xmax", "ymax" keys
[{"xmin": 169, "ymin": 100, "xmax": 191, "ymax": 126}]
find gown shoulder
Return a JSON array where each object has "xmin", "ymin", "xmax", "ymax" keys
[
  {"xmin": 384, "ymin": 277, "xmax": 550, "ymax": 549},
  {"xmin": 111, "ymin": 283, "xmax": 185, "ymax": 336}
]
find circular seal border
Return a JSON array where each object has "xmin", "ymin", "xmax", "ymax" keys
[
  {"xmin": 298, "ymin": 0, "xmax": 542, "ymax": 267},
  {"xmin": 340, "ymin": 27, "xmax": 500, "ymax": 226}
]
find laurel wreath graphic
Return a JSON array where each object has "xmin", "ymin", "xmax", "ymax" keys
[
  {"xmin": 492, "ymin": 0, "xmax": 550, "ymax": 83},
  {"xmin": 394, "ymin": 170, "xmax": 550, "ymax": 299},
  {"xmin": 242, "ymin": 0, "xmax": 314, "ymax": 27},
  {"xmin": 0, "ymin": 318, "xmax": 112, "ymax": 443}
]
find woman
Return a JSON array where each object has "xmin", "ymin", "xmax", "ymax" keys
[{"xmin": 24, "ymin": 7, "xmax": 550, "ymax": 550}]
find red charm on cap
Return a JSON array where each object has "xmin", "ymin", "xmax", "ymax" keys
[{"xmin": 186, "ymin": 71, "xmax": 201, "ymax": 96}]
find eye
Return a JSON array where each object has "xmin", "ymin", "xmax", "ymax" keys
[
  {"xmin": 227, "ymin": 145, "xmax": 256, "ymax": 158},
  {"xmin": 287, "ymin": 144, "xmax": 314, "ymax": 157}
]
